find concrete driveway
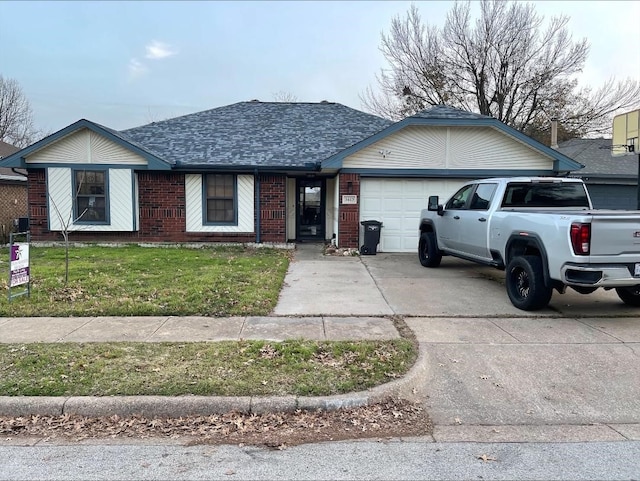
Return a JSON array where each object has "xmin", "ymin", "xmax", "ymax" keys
[
  {"xmin": 274, "ymin": 245, "xmax": 640, "ymax": 441},
  {"xmin": 275, "ymin": 246, "xmax": 640, "ymax": 318},
  {"xmin": 362, "ymin": 252, "xmax": 640, "ymax": 318}
]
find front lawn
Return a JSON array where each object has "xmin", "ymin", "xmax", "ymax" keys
[
  {"xmin": 0, "ymin": 339, "xmax": 415, "ymax": 397},
  {"xmin": 0, "ymin": 244, "xmax": 291, "ymax": 317}
]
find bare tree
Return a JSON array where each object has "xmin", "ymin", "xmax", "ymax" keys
[
  {"xmin": 0, "ymin": 75, "xmax": 44, "ymax": 147},
  {"xmin": 48, "ymin": 188, "xmax": 88, "ymax": 286},
  {"xmin": 362, "ymin": 1, "xmax": 640, "ymax": 138},
  {"xmin": 272, "ymin": 91, "xmax": 299, "ymax": 102}
]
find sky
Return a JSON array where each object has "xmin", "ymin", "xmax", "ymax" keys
[{"xmin": 1, "ymin": 0, "xmax": 639, "ymax": 135}]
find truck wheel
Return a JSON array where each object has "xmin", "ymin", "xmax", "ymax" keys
[
  {"xmin": 505, "ymin": 256, "xmax": 552, "ymax": 311},
  {"xmin": 615, "ymin": 286, "xmax": 640, "ymax": 306},
  {"xmin": 418, "ymin": 232, "xmax": 442, "ymax": 267}
]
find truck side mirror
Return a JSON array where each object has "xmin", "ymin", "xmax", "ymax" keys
[{"xmin": 428, "ymin": 196, "xmax": 443, "ymax": 215}]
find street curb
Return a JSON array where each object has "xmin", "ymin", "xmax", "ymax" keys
[{"xmin": 0, "ymin": 344, "xmax": 429, "ymax": 418}]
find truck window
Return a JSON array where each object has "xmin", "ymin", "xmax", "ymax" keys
[
  {"xmin": 469, "ymin": 183, "xmax": 497, "ymax": 210},
  {"xmin": 502, "ymin": 182, "xmax": 590, "ymax": 208},
  {"xmin": 446, "ymin": 184, "xmax": 474, "ymax": 210}
]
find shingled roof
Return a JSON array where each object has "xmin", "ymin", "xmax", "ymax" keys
[
  {"xmin": 0, "ymin": 140, "xmax": 26, "ymax": 180},
  {"xmin": 556, "ymin": 138, "xmax": 638, "ymax": 178},
  {"xmin": 410, "ymin": 104, "xmax": 491, "ymax": 120},
  {"xmin": 121, "ymin": 101, "xmax": 392, "ymax": 168}
]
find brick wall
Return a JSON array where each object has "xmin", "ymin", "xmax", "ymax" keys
[
  {"xmin": 0, "ymin": 180, "xmax": 28, "ymax": 242},
  {"xmin": 27, "ymin": 170, "xmax": 48, "ymax": 239},
  {"xmin": 259, "ymin": 174, "xmax": 287, "ymax": 243},
  {"xmin": 25, "ymin": 170, "xmax": 288, "ymax": 244},
  {"xmin": 338, "ymin": 173, "xmax": 360, "ymax": 248}
]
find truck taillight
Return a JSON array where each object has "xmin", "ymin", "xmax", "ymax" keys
[{"xmin": 570, "ymin": 223, "xmax": 591, "ymax": 255}]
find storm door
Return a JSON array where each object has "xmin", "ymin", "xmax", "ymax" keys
[{"xmin": 296, "ymin": 178, "xmax": 325, "ymax": 240}]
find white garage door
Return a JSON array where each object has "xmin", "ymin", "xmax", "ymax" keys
[{"xmin": 360, "ymin": 178, "xmax": 469, "ymax": 253}]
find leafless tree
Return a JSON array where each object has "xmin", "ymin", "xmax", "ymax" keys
[
  {"xmin": 361, "ymin": 1, "xmax": 640, "ymax": 139},
  {"xmin": 272, "ymin": 91, "xmax": 299, "ymax": 102},
  {"xmin": 48, "ymin": 189, "xmax": 88, "ymax": 286},
  {"xmin": 0, "ymin": 75, "xmax": 44, "ymax": 147}
]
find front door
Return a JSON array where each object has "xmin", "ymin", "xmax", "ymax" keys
[{"xmin": 296, "ymin": 178, "xmax": 325, "ymax": 240}]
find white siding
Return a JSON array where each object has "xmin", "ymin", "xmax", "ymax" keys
[
  {"xmin": 47, "ymin": 167, "xmax": 136, "ymax": 232},
  {"xmin": 325, "ymin": 177, "xmax": 336, "ymax": 240},
  {"xmin": 344, "ymin": 126, "xmax": 552, "ymax": 170},
  {"xmin": 185, "ymin": 174, "xmax": 255, "ymax": 233},
  {"xmin": 27, "ymin": 129, "xmax": 147, "ymax": 166},
  {"xmin": 286, "ymin": 178, "xmax": 296, "ymax": 241},
  {"xmin": 360, "ymin": 178, "xmax": 470, "ymax": 252}
]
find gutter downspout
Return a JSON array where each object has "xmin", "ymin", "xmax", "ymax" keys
[
  {"xmin": 254, "ymin": 169, "xmax": 261, "ymax": 244},
  {"xmin": 11, "ymin": 168, "xmax": 28, "ymax": 178}
]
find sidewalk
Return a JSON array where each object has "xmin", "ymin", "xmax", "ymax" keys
[
  {"xmin": 0, "ymin": 314, "xmax": 424, "ymax": 419},
  {"xmin": 0, "ymin": 315, "xmax": 400, "ymax": 343}
]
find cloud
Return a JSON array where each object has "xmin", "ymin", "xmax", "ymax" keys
[
  {"xmin": 145, "ymin": 40, "xmax": 178, "ymax": 60},
  {"xmin": 128, "ymin": 58, "xmax": 148, "ymax": 80}
]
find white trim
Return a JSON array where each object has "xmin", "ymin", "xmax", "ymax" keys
[{"xmin": 185, "ymin": 174, "xmax": 255, "ymax": 232}]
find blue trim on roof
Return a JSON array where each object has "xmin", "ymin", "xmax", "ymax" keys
[
  {"xmin": 344, "ymin": 168, "xmax": 560, "ymax": 178},
  {"xmin": 0, "ymin": 119, "xmax": 173, "ymax": 170},
  {"xmin": 322, "ymin": 115, "xmax": 584, "ymax": 173}
]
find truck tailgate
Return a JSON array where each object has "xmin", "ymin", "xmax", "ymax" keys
[{"xmin": 589, "ymin": 213, "xmax": 640, "ymax": 256}]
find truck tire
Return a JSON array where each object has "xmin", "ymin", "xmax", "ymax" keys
[
  {"xmin": 505, "ymin": 255, "xmax": 552, "ymax": 311},
  {"xmin": 418, "ymin": 232, "xmax": 442, "ymax": 267},
  {"xmin": 615, "ymin": 286, "xmax": 640, "ymax": 306}
]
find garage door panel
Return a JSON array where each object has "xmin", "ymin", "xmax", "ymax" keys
[{"xmin": 361, "ymin": 178, "xmax": 469, "ymax": 253}]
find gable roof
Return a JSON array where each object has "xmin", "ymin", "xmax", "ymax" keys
[
  {"xmin": 0, "ymin": 141, "xmax": 26, "ymax": 180},
  {"xmin": 555, "ymin": 138, "xmax": 637, "ymax": 179},
  {"xmin": 0, "ymin": 119, "xmax": 173, "ymax": 170},
  {"xmin": 0, "ymin": 140, "xmax": 20, "ymax": 158},
  {"xmin": 322, "ymin": 105, "xmax": 584, "ymax": 173},
  {"xmin": 122, "ymin": 101, "xmax": 393, "ymax": 169}
]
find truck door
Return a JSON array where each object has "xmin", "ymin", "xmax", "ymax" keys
[
  {"xmin": 439, "ymin": 184, "xmax": 475, "ymax": 251},
  {"xmin": 454, "ymin": 183, "xmax": 497, "ymax": 260}
]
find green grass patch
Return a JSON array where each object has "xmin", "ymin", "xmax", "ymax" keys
[
  {"xmin": 0, "ymin": 339, "xmax": 416, "ymax": 397},
  {"xmin": 0, "ymin": 245, "xmax": 290, "ymax": 317}
]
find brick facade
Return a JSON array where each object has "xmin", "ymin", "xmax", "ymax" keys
[
  {"xmin": 0, "ymin": 180, "xmax": 28, "ymax": 242},
  {"xmin": 26, "ymin": 170, "xmax": 288, "ymax": 244},
  {"xmin": 258, "ymin": 174, "xmax": 287, "ymax": 243},
  {"xmin": 337, "ymin": 173, "xmax": 361, "ymax": 248}
]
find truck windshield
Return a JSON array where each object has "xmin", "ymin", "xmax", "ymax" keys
[{"xmin": 501, "ymin": 182, "xmax": 590, "ymax": 208}]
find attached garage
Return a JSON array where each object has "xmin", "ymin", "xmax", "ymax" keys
[
  {"xmin": 324, "ymin": 106, "xmax": 584, "ymax": 252},
  {"xmin": 360, "ymin": 178, "xmax": 469, "ymax": 252}
]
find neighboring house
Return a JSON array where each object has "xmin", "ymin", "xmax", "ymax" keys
[
  {"xmin": 0, "ymin": 140, "xmax": 27, "ymax": 242},
  {"xmin": 555, "ymin": 138, "xmax": 638, "ymax": 210},
  {"xmin": 0, "ymin": 101, "xmax": 582, "ymax": 252}
]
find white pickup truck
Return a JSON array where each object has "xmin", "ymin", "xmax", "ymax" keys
[{"xmin": 418, "ymin": 177, "xmax": 640, "ymax": 311}]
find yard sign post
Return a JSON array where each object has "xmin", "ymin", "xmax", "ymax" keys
[{"xmin": 8, "ymin": 231, "xmax": 31, "ymax": 302}]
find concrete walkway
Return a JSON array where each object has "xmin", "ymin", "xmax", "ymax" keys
[{"xmin": 0, "ymin": 315, "xmax": 399, "ymax": 343}]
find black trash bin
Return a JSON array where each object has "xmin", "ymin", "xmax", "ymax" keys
[{"xmin": 360, "ymin": 220, "xmax": 383, "ymax": 255}]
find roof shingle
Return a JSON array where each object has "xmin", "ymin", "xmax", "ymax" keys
[
  {"xmin": 556, "ymin": 138, "xmax": 637, "ymax": 177},
  {"xmin": 122, "ymin": 101, "xmax": 392, "ymax": 168}
]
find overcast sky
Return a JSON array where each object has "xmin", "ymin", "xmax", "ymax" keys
[{"xmin": 1, "ymin": 1, "xmax": 638, "ymax": 135}]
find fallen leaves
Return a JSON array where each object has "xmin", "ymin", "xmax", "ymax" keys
[
  {"xmin": 477, "ymin": 454, "xmax": 497, "ymax": 462},
  {"xmin": 0, "ymin": 400, "xmax": 432, "ymax": 447}
]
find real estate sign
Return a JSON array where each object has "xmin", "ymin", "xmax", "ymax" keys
[{"xmin": 9, "ymin": 243, "xmax": 30, "ymax": 287}]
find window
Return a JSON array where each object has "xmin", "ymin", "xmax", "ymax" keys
[
  {"xmin": 501, "ymin": 182, "xmax": 590, "ymax": 208},
  {"xmin": 205, "ymin": 174, "xmax": 236, "ymax": 224},
  {"xmin": 74, "ymin": 170, "xmax": 108, "ymax": 223},
  {"xmin": 469, "ymin": 183, "xmax": 497, "ymax": 210},
  {"xmin": 446, "ymin": 184, "xmax": 474, "ymax": 210}
]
